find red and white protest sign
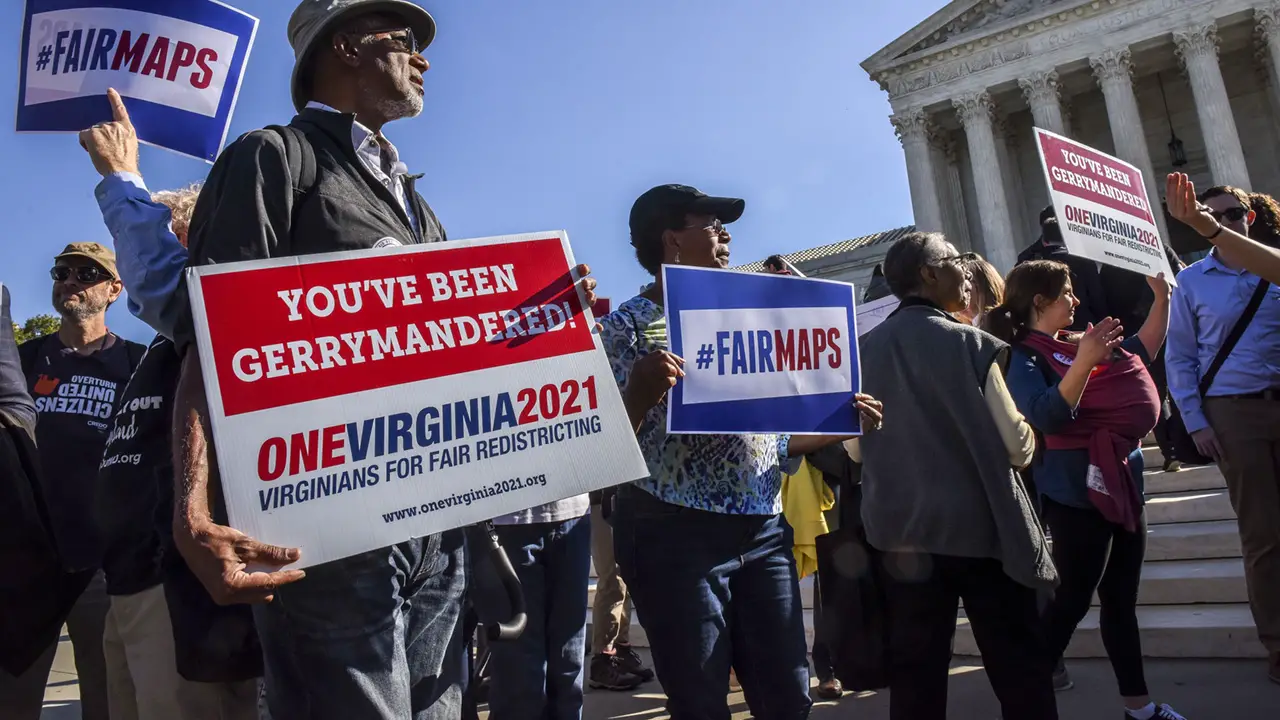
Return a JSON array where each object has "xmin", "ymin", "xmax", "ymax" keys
[
  {"xmin": 1034, "ymin": 129, "xmax": 1176, "ymax": 282},
  {"xmin": 187, "ymin": 233, "xmax": 647, "ymax": 567}
]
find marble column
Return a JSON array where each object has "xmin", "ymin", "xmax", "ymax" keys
[
  {"xmin": 1019, "ymin": 70, "xmax": 1069, "ymax": 137},
  {"xmin": 928, "ymin": 128, "xmax": 973, "ymax": 252},
  {"xmin": 890, "ymin": 108, "xmax": 945, "ymax": 233},
  {"xmin": 1174, "ymin": 23, "xmax": 1252, "ymax": 189},
  {"xmin": 954, "ymin": 91, "xmax": 1017, "ymax": 272},
  {"xmin": 994, "ymin": 113, "xmax": 1029, "ymax": 244},
  {"xmin": 1090, "ymin": 48, "xmax": 1171, "ymax": 242},
  {"xmin": 1257, "ymin": 4, "xmax": 1280, "ymax": 106}
]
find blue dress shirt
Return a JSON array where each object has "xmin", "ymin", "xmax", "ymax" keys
[
  {"xmin": 1165, "ymin": 250, "xmax": 1280, "ymax": 434},
  {"xmin": 94, "ymin": 172, "xmax": 189, "ymax": 339}
]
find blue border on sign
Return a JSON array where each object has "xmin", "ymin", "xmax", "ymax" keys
[
  {"xmin": 17, "ymin": 0, "xmax": 257, "ymax": 162},
  {"xmin": 662, "ymin": 265, "xmax": 861, "ymax": 435}
]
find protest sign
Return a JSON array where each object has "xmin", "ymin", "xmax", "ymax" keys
[
  {"xmin": 17, "ymin": 0, "xmax": 258, "ymax": 162},
  {"xmin": 856, "ymin": 294, "xmax": 899, "ymax": 337},
  {"xmin": 187, "ymin": 233, "xmax": 648, "ymax": 568},
  {"xmin": 1035, "ymin": 128, "xmax": 1177, "ymax": 282},
  {"xmin": 662, "ymin": 265, "xmax": 861, "ymax": 436}
]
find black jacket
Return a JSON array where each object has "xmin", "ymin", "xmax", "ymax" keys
[
  {"xmin": 95, "ymin": 336, "xmax": 179, "ymax": 596},
  {"xmin": 173, "ymin": 108, "xmax": 447, "ymax": 351}
]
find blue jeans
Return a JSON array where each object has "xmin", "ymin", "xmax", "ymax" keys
[
  {"xmin": 252, "ymin": 531, "xmax": 467, "ymax": 720},
  {"xmin": 488, "ymin": 514, "xmax": 591, "ymax": 720},
  {"xmin": 612, "ymin": 487, "xmax": 811, "ymax": 720}
]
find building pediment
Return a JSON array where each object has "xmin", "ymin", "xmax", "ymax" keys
[{"xmin": 863, "ymin": 0, "xmax": 1080, "ymax": 74}]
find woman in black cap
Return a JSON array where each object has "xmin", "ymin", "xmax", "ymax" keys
[{"xmin": 600, "ymin": 184, "xmax": 882, "ymax": 718}]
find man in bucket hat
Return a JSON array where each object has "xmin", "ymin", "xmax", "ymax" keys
[{"xmin": 168, "ymin": 3, "xmax": 601, "ymax": 719}]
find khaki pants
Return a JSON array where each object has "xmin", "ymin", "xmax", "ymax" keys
[
  {"xmin": 1205, "ymin": 397, "xmax": 1280, "ymax": 653},
  {"xmin": 590, "ymin": 503, "xmax": 631, "ymax": 654},
  {"xmin": 104, "ymin": 584, "xmax": 259, "ymax": 720}
]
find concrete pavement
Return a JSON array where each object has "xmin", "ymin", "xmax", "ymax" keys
[{"xmin": 39, "ymin": 640, "xmax": 1279, "ymax": 718}]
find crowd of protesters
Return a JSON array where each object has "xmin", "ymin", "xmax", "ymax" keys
[{"xmin": 2, "ymin": 2, "xmax": 1280, "ymax": 720}]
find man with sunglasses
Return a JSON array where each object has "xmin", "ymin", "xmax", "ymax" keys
[
  {"xmin": 0, "ymin": 243, "xmax": 145, "ymax": 720},
  {"xmin": 1165, "ymin": 184, "xmax": 1280, "ymax": 684},
  {"xmin": 170, "ymin": 2, "xmax": 591, "ymax": 718}
]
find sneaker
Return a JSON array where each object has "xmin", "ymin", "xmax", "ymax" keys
[
  {"xmin": 615, "ymin": 643, "xmax": 655, "ymax": 682},
  {"xmin": 1126, "ymin": 703, "xmax": 1187, "ymax": 720},
  {"xmin": 1053, "ymin": 658, "xmax": 1074, "ymax": 692},
  {"xmin": 1163, "ymin": 458, "xmax": 1182, "ymax": 472},
  {"xmin": 815, "ymin": 676, "xmax": 844, "ymax": 700},
  {"xmin": 588, "ymin": 654, "xmax": 644, "ymax": 691}
]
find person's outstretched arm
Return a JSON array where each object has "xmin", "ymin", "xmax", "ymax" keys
[{"xmin": 1168, "ymin": 173, "xmax": 1280, "ymax": 284}]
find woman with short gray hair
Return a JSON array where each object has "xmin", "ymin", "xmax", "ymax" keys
[{"xmin": 856, "ymin": 232, "xmax": 1059, "ymax": 719}]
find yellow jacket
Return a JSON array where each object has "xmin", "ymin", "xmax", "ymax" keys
[{"xmin": 781, "ymin": 459, "xmax": 834, "ymax": 579}]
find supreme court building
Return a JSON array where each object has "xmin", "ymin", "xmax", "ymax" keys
[{"xmin": 752, "ymin": 0, "xmax": 1280, "ymax": 288}]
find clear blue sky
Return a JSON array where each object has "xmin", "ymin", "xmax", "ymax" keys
[{"xmin": 1, "ymin": 0, "xmax": 936, "ymax": 342}]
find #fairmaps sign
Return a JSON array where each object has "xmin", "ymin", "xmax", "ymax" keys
[
  {"xmin": 17, "ymin": 0, "xmax": 258, "ymax": 162},
  {"xmin": 1034, "ymin": 128, "xmax": 1177, "ymax": 283},
  {"xmin": 187, "ymin": 233, "xmax": 648, "ymax": 568},
  {"xmin": 662, "ymin": 265, "xmax": 862, "ymax": 436}
]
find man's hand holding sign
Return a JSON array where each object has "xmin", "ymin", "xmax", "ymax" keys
[{"xmin": 78, "ymin": 88, "xmax": 139, "ymax": 176}]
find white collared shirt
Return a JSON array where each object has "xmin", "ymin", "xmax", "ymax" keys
[{"xmin": 305, "ymin": 102, "xmax": 418, "ymax": 232}]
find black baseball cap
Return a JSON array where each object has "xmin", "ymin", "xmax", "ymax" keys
[
  {"xmin": 628, "ymin": 184, "xmax": 746, "ymax": 242},
  {"xmin": 1039, "ymin": 204, "xmax": 1057, "ymax": 226}
]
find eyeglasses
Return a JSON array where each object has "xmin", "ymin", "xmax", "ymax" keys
[
  {"xmin": 932, "ymin": 252, "xmax": 978, "ymax": 268},
  {"xmin": 683, "ymin": 218, "xmax": 728, "ymax": 235},
  {"xmin": 358, "ymin": 27, "xmax": 417, "ymax": 54},
  {"xmin": 50, "ymin": 265, "xmax": 110, "ymax": 284},
  {"xmin": 1210, "ymin": 206, "xmax": 1249, "ymax": 224}
]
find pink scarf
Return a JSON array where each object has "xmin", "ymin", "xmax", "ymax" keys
[{"xmin": 1019, "ymin": 332, "xmax": 1160, "ymax": 531}]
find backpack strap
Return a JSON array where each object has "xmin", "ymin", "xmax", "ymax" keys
[
  {"xmin": 265, "ymin": 124, "xmax": 318, "ymax": 237},
  {"xmin": 1198, "ymin": 278, "xmax": 1271, "ymax": 398},
  {"xmin": 124, "ymin": 341, "xmax": 147, "ymax": 374}
]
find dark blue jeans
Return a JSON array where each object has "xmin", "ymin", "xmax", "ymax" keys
[
  {"xmin": 252, "ymin": 531, "xmax": 468, "ymax": 720},
  {"xmin": 613, "ymin": 487, "xmax": 811, "ymax": 720},
  {"xmin": 489, "ymin": 514, "xmax": 592, "ymax": 720}
]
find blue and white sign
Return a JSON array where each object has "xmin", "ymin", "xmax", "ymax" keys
[
  {"xmin": 17, "ymin": 0, "xmax": 258, "ymax": 162},
  {"xmin": 663, "ymin": 265, "xmax": 861, "ymax": 436}
]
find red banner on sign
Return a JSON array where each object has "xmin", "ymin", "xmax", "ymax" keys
[{"xmin": 1039, "ymin": 132, "xmax": 1154, "ymax": 224}]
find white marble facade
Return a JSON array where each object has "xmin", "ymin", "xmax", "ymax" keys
[{"xmin": 864, "ymin": 0, "xmax": 1280, "ymax": 272}]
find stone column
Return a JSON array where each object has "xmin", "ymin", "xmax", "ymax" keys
[
  {"xmin": 994, "ymin": 114, "xmax": 1029, "ymax": 244},
  {"xmin": 1090, "ymin": 48, "xmax": 1170, "ymax": 242},
  {"xmin": 1019, "ymin": 70, "xmax": 1069, "ymax": 137},
  {"xmin": 929, "ymin": 128, "xmax": 973, "ymax": 252},
  {"xmin": 1174, "ymin": 23, "xmax": 1252, "ymax": 189},
  {"xmin": 954, "ymin": 91, "xmax": 1017, "ymax": 272},
  {"xmin": 1257, "ymin": 3, "xmax": 1280, "ymax": 102},
  {"xmin": 890, "ymin": 108, "xmax": 945, "ymax": 233}
]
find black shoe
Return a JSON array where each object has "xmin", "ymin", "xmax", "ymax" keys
[
  {"xmin": 1053, "ymin": 658, "xmax": 1073, "ymax": 692},
  {"xmin": 588, "ymin": 654, "xmax": 644, "ymax": 691},
  {"xmin": 615, "ymin": 644, "xmax": 655, "ymax": 682}
]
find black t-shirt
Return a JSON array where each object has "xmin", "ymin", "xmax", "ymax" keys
[
  {"xmin": 96, "ymin": 336, "xmax": 181, "ymax": 595},
  {"xmin": 22, "ymin": 334, "xmax": 144, "ymax": 571}
]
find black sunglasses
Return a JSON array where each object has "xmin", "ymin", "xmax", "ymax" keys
[
  {"xmin": 50, "ymin": 265, "xmax": 110, "ymax": 284},
  {"xmin": 358, "ymin": 27, "xmax": 416, "ymax": 54},
  {"xmin": 1210, "ymin": 206, "xmax": 1249, "ymax": 224}
]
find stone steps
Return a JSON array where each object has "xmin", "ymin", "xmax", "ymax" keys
[
  {"xmin": 955, "ymin": 603, "xmax": 1265, "ymax": 659},
  {"xmin": 1145, "ymin": 488, "xmax": 1235, "ymax": 525},
  {"xmin": 1143, "ymin": 464, "xmax": 1225, "ymax": 494},
  {"xmin": 1117, "ymin": 558, "xmax": 1246, "ymax": 605},
  {"xmin": 1144, "ymin": 519, "xmax": 1242, "ymax": 561}
]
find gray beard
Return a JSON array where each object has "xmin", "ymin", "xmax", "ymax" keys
[
  {"xmin": 376, "ymin": 92, "xmax": 423, "ymax": 122},
  {"xmin": 57, "ymin": 297, "xmax": 108, "ymax": 320}
]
